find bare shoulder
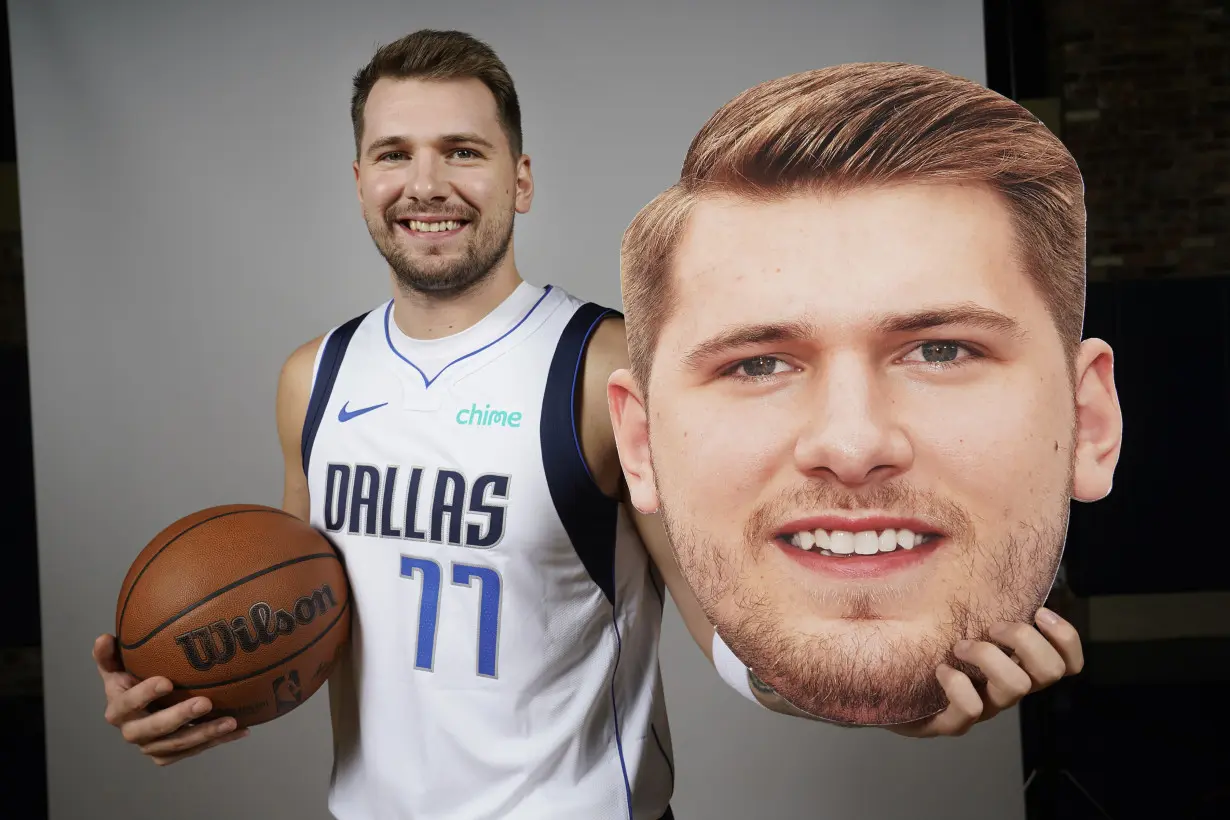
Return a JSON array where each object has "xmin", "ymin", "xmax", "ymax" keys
[
  {"xmin": 276, "ymin": 335, "xmax": 326, "ymax": 520},
  {"xmin": 584, "ymin": 311, "xmax": 630, "ymax": 370},
  {"xmin": 576, "ymin": 312, "xmax": 630, "ymax": 498},
  {"xmin": 276, "ymin": 335, "xmax": 326, "ymax": 448},
  {"xmin": 280, "ymin": 335, "xmax": 326, "ymax": 389}
]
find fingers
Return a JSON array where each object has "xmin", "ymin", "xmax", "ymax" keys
[
  {"xmin": 1034, "ymin": 607, "xmax": 1084, "ymax": 675},
  {"xmin": 954, "ymin": 639, "xmax": 1034, "ymax": 714},
  {"xmin": 94, "ymin": 634, "xmax": 123, "ymax": 676},
  {"xmin": 986, "ymin": 621, "xmax": 1069, "ymax": 691},
  {"xmin": 119, "ymin": 695, "xmax": 214, "ymax": 747},
  {"xmin": 140, "ymin": 716, "xmax": 245, "ymax": 759},
  {"xmin": 905, "ymin": 663, "xmax": 984, "ymax": 738},
  {"xmin": 149, "ymin": 724, "xmax": 250, "ymax": 767},
  {"xmin": 104, "ymin": 675, "xmax": 173, "ymax": 727}
]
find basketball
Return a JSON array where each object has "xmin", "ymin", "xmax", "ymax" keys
[{"xmin": 115, "ymin": 503, "xmax": 351, "ymax": 728}]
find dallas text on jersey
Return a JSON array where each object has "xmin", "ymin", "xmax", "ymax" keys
[{"xmin": 322, "ymin": 463, "xmax": 510, "ymax": 549}]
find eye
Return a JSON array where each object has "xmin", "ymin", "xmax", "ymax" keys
[
  {"xmin": 450, "ymin": 148, "xmax": 481, "ymax": 160},
  {"xmin": 721, "ymin": 355, "xmax": 794, "ymax": 380},
  {"xmin": 900, "ymin": 341, "xmax": 979, "ymax": 367},
  {"xmin": 378, "ymin": 151, "xmax": 408, "ymax": 162}
]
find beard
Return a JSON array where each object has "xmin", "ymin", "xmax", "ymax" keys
[
  {"xmin": 657, "ymin": 473, "xmax": 1071, "ymax": 726},
  {"xmin": 366, "ymin": 203, "xmax": 515, "ymax": 298}
]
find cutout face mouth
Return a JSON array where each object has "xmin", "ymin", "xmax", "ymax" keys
[{"xmin": 773, "ymin": 514, "xmax": 948, "ymax": 580}]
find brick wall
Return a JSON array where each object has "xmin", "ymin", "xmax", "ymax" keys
[{"xmin": 1046, "ymin": 0, "xmax": 1229, "ymax": 281}]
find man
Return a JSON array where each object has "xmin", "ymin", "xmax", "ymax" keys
[
  {"xmin": 608, "ymin": 62, "xmax": 1116, "ymax": 728},
  {"xmin": 93, "ymin": 33, "xmax": 1086, "ymax": 818}
]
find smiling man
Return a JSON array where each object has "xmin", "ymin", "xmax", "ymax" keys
[{"xmin": 608, "ymin": 63, "xmax": 1123, "ymax": 728}]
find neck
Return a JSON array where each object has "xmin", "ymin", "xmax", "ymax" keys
[{"xmin": 390, "ymin": 259, "xmax": 523, "ymax": 341}]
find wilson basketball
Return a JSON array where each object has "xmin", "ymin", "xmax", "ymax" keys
[{"xmin": 116, "ymin": 503, "xmax": 351, "ymax": 728}]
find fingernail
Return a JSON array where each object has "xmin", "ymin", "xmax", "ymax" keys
[
  {"xmin": 192, "ymin": 699, "xmax": 210, "ymax": 715},
  {"xmin": 1037, "ymin": 607, "xmax": 1060, "ymax": 626},
  {"xmin": 954, "ymin": 640, "xmax": 974, "ymax": 654},
  {"xmin": 220, "ymin": 718, "xmax": 237, "ymax": 732},
  {"xmin": 155, "ymin": 680, "xmax": 172, "ymax": 695}
]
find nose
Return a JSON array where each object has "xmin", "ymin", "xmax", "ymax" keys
[
  {"xmin": 403, "ymin": 152, "xmax": 450, "ymax": 202},
  {"xmin": 793, "ymin": 353, "xmax": 913, "ymax": 487}
]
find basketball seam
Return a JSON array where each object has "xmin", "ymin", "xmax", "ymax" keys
[
  {"xmin": 120, "ymin": 551, "xmax": 342, "ymax": 650},
  {"xmin": 171, "ymin": 597, "xmax": 351, "ymax": 690},
  {"xmin": 118, "ymin": 506, "xmax": 302, "ymax": 638}
]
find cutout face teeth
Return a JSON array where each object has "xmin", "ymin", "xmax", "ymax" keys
[
  {"xmin": 853, "ymin": 531, "xmax": 880, "ymax": 555},
  {"xmin": 786, "ymin": 527, "xmax": 927, "ymax": 555},
  {"xmin": 829, "ymin": 531, "xmax": 856, "ymax": 554},
  {"xmin": 878, "ymin": 529, "xmax": 898, "ymax": 552}
]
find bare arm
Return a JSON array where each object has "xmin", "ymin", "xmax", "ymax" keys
[
  {"xmin": 575, "ymin": 314, "xmax": 716, "ymax": 663},
  {"xmin": 275, "ymin": 335, "xmax": 324, "ymax": 522},
  {"xmin": 93, "ymin": 337, "xmax": 326, "ymax": 764}
]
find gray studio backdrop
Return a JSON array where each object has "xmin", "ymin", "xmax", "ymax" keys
[{"xmin": 10, "ymin": 1, "xmax": 1024, "ymax": 818}]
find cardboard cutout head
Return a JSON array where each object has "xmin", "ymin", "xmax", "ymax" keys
[{"xmin": 608, "ymin": 63, "xmax": 1123, "ymax": 726}]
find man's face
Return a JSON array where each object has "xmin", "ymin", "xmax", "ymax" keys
[
  {"xmin": 353, "ymin": 77, "xmax": 532, "ymax": 296},
  {"xmin": 612, "ymin": 182, "xmax": 1120, "ymax": 725}
]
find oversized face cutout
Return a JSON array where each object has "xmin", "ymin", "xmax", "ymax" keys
[{"xmin": 611, "ymin": 182, "xmax": 1121, "ymax": 725}]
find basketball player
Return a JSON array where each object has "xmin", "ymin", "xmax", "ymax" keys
[
  {"xmin": 92, "ymin": 32, "xmax": 1087, "ymax": 817},
  {"xmin": 608, "ymin": 63, "xmax": 1110, "ymax": 728}
]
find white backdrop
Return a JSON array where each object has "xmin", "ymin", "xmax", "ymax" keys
[{"xmin": 10, "ymin": 1, "xmax": 1026, "ymax": 818}]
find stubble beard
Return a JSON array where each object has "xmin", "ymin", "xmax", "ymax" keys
[
  {"xmin": 367, "ymin": 206, "xmax": 515, "ymax": 299},
  {"xmin": 655, "ymin": 471, "xmax": 1072, "ymax": 726}
]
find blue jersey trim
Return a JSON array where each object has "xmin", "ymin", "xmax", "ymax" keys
[
  {"xmin": 301, "ymin": 312, "xmax": 368, "ymax": 475},
  {"xmin": 539, "ymin": 301, "xmax": 621, "ymax": 605},
  {"xmin": 610, "ymin": 608, "xmax": 634, "ymax": 820},
  {"xmin": 383, "ymin": 284, "xmax": 554, "ymax": 388}
]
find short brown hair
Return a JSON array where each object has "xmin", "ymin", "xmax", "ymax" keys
[
  {"xmin": 350, "ymin": 29, "xmax": 522, "ymax": 158},
  {"xmin": 620, "ymin": 62, "xmax": 1086, "ymax": 395}
]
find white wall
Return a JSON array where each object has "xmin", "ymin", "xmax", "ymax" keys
[{"xmin": 9, "ymin": 1, "xmax": 1025, "ymax": 817}]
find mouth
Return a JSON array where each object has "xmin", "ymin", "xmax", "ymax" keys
[
  {"xmin": 774, "ymin": 515, "xmax": 945, "ymax": 579},
  {"xmin": 394, "ymin": 217, "xmax": 470, "ymax": 239}
]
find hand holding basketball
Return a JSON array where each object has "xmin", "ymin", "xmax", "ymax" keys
[
  {"xmin": 95, "ymin": 633, "xmax": 248, "ymax": 766},
  {"xmin": 100, "ymin": 503, "xmax": 352, "ymax": 764}
]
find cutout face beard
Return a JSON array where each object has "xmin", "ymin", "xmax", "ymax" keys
[{"xmin": 654, "ymin": 472, "xmax": 1072, "ymax": 726}]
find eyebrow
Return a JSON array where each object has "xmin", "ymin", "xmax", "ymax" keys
[
  {"xmin": 365, "ymin": 132, "xmax": 496, "ymax": 158},
  {"xmin": 677, "ymin": 303, "xmax": 1026, "ymax": 370},
  {"xmin": 680, "ymin": 319, "xmax": 816, "ymax": 370},
  {"xmin": 872, "ymin": 303, "xmax": 1026, "ymax": 340}
]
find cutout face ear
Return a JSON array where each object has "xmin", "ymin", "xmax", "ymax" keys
[
  {"xmin": 1070, "ymin": 337, "xmax": 1123, "ymax": 502},
  {"xmin": 607, "ymin": 368, "xmax": 660, "ymax": 514}
]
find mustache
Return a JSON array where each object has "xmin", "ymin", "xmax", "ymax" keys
[{"xmin": 743, "ymin": 481, "xmax": 975, "ymax": 545}]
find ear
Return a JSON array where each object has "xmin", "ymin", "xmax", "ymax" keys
[
  {"xmin": 514, "ymin": 153, "xmax": 534, "ymax": 214},
  {"xmin": 607, "ymin": 367, "xmax": 659, "ymax": 514},
  {"xmin": 1071, "ymin": 338, "xmax": 1123, "ymax": 502},
  {"xmin": 353, "ymin": 160, "xmax": 363, "ymax": 205}
]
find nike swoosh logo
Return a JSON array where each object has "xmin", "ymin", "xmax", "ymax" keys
[{"xmin": 338, "ymin": 401, "xmax": 389, "ymax": 422}]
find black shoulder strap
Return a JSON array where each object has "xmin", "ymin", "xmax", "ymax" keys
[
  {"xmin": 300, "ymin": 312, "xmax": 367, "ymax": 474},
  {"xmin": 540, "ymin": 302, "xmax": 623, "ymax": 605}
]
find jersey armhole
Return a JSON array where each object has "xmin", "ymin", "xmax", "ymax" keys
[
  {"xmin": 308, "ymin": 327, "xmax": 334, "ymax": 397},
  {"xmin": 540, "ymin": 302, "xmax": 623, "ymax": 605},
  {"xmin": 299, "ymin": 311, "xmax": 369, "ymax": 475}
]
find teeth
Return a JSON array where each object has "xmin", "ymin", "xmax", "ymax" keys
[
  {"xmin": 853, "ymin": 531, "xmax": 879, "ymax": 555},
  {"xmin": 829, "ymin": 531, "xmax": 855, "ymax": 555},
  {"xmin": 878, "ymin": 530, "xmax": 897, "ymax": 553},
  {"xmin": 406, "ymin": 219, "xmax": 462, "ymax": 232},
  {"xmin": 787, "ymin": 526, "xmax": 932, "ymax": 557}
]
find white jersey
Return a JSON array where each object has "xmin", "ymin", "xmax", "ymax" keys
[{"xmin": 301, "ymin": 282, "xmax": 675, "ymax": 820}]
